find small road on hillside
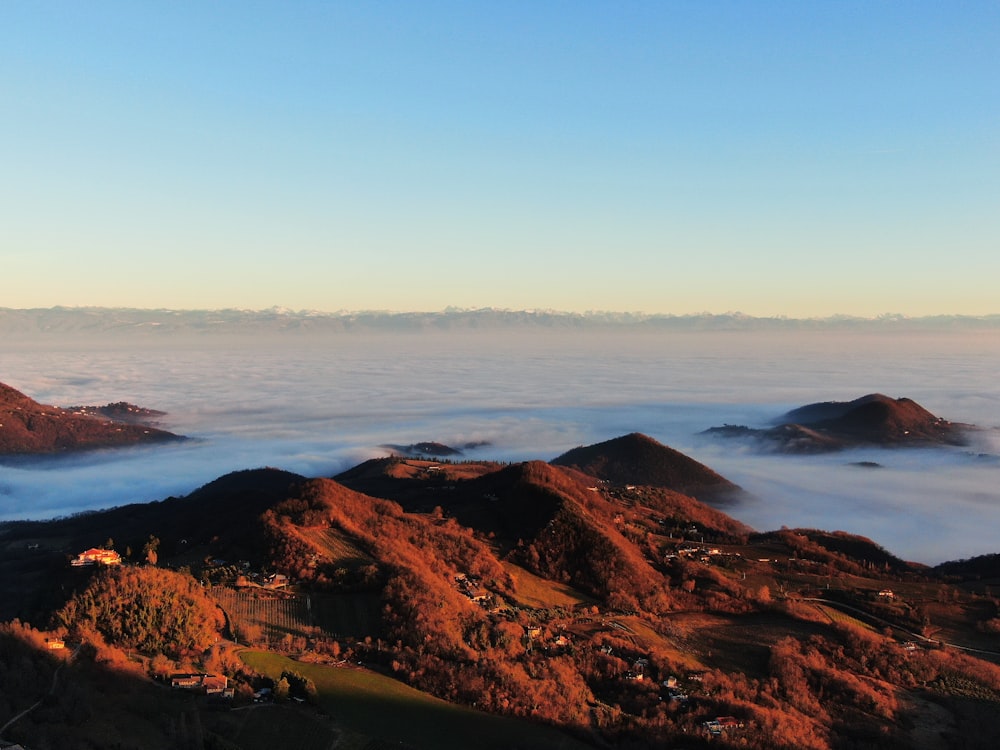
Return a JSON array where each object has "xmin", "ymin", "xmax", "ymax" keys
[{"xmin": 802, "ymin": 597, "xmax": 1000, "ymax": 658}]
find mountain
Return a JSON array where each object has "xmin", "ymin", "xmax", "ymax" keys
[
  {"xmin": 706, "ymin": 393, "xmax": 970, "ymax": 453},
  {"xmin": 550, "ymin": 432, "xmax": 741, "ymax": 502},
  {"xmin": 5, "ymin": 449, "xmax": 1000, "ymax": 749},
  {"xmin": 4, "ymin": 306, "xmax": 1000, "ymax": 340},
  {"xmin": 0, "ymin": 381, "xmax": 183, "ymax": 455}
]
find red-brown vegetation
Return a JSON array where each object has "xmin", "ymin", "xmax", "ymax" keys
[
  {"xmin": 0, "ymin": 381, "xmax": 181, "ymax": 454},
  {"xmin": 56, "ymin": 566, "xmax": 224, "ymax": 657}
]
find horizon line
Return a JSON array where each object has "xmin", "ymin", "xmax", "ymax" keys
[{"xmin": 4, "ymin": 305, "xmax": 1000, "ymax": 322}]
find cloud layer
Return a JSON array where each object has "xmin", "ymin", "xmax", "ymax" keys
[{"xmin": 3, "ymin": 329, "xmax": 999, "ymax": 565}]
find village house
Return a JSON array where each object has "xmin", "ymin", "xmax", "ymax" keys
[
  {"xmin": 170, "ymin": 673, "xmax": 229, "ymax": 695},
  {"xmin": 45, "ymin": 637, "xmax": 65, "ymax": 650},
  {"xmin": 70, "ymin": 548, "xmax": 121, "ymax": 567},
  {"xmin": 703, "ymin": 716, "xmax": 745, "ymax": 736}
]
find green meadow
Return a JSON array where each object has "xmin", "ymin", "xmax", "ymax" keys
[{"xmin": 240, "ymin": 651, "xmax": 593, "ymax": 750}]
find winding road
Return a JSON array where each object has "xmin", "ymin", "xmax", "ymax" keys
[{"xmin": 803, "ymin": 597, "xmax": 1000, "ymax": 658}]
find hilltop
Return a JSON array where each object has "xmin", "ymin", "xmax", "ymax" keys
[
  {"xmin": 3, "ymin": 436, "xmax": 1000, "ymax": 749},
  {"xmin": 705, "ymin": 393, "xmax": 971, "ymax": 453},
  {"xmin": 0, "ymin": 381, "xmax": 182, "ymax": 456},
  {"xmin": 551, "ymin": 431, "xmax": 742, "ymax": 503}
]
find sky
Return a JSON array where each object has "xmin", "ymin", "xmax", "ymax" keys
[{"xmin": 1, "ymin": 1, "xmax": 997, "ymax": 317}]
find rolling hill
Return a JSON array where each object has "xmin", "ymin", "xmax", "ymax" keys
[
  {"xmin": 3, "ymin": 436, "xmax": 1000, "ymax": 750},
  {"xmin": 706, "ymin": 393, "xmax": 970, "ymax": 453},
  {"xmin": 0, "ymin": 381, "xmax": 182, "ymax": 455},
  {"xmin": 550, "ymin": 431, "xmax": 742, "ymax": 503}
]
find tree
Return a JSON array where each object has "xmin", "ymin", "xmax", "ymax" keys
[
  {"xmin": 143, "ymin": 535, "xmax": 160, "ymax": 566},
  {"xmin": 273, "ymin": 676, "xmax": 290, "ymax": 702}
]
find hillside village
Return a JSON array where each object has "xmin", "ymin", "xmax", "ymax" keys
[{"xmin": 1, "ymin": 433, "xmax": 1000, "ymax": 749}]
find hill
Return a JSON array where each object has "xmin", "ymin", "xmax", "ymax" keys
[
  {"xmin": 5, "ymin": 451, "xmax": 1000, "ymax": 749},
  {"xmin": 0, "ymin": 381, "xmax": 182, "ymax": 455},
  {"xmin": 550, "ymin": 432, "xmax": 741, "ymax": 503},
  {"xmin": 706, "ymin": 393, "xmax": 970, "ymax": 453}
]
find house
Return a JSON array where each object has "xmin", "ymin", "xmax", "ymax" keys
[
  {"xmin": 703, "ymin": 716, "xmax": 744, "ymax": 736},
  {"xmin": 202, "ymin": 675, "xmax": 229, "ymax": 694},
  {"xmin": 171, "ymin": 673, "xmax": 229, "ymax": 694},
  {"xmin": 71, "ymin": 548, "xmax": 121, "ymax": 567},
  {"xmin": 171, "ymin": 674, "xmax": 203, "ymax": 689},
  {"xmin": 878, "ymin": 589, "xmax": 896, "ymax": 600},
  {"xmin": 45, "ymin": 637, "xmax": 66, "ymax": 650}
]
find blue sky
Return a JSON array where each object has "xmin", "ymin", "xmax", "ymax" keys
[{"xmin": 2, "ymin": 1, "xmax": 997, "ymax": 316}]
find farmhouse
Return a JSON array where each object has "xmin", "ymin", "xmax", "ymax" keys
[
  {"xmin": 70, "ymin": 548, "xmax": 121, "ymax": 567},
  {"xmin": 171, "ymin": 673, "xmax": 229, "ymax": 695}
]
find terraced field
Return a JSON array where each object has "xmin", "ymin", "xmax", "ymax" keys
[{"xmin": 212, "ymin": 588, "xmax": 382, "ymax": 643}]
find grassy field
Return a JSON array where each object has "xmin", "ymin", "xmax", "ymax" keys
[
  {"xmin": 303, "ymin": 527, "xmax": 373, "ymax": 567},
  {"xmin": 240, "ymin": 651, "xmax": 594, "ymax": 750},
  {"xmin": 503, "ymin": 561, "xmax": 592, "ymax": 609}
]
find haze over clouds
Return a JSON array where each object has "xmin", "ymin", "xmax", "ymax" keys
[{"xmin": 4, "ymin": 328, "xmax": 999, "ymax": 566}]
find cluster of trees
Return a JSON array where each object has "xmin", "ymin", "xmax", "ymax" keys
[
  {"xmin": 762, "ymin": 529, "xmax": 907, "ymax": 579},
  {"xmin": 56, "ymin": 566, "xmax": 224, "ymax": 657},
  {"xmin": 272, "ymin": 669, "xmax": 318, "ymax": 703}
]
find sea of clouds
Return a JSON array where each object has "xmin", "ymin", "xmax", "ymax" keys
[{"xmin": 3, "ymin": 326, "xmax": 999, "ymax": 565}]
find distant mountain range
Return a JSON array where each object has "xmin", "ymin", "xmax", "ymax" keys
[{"xmin": 3, "ymin": 306, "xmax": 1000, "ymax": 337}]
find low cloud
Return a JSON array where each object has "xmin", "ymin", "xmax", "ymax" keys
[{"xmin": 3, "ymin": 329, "xmax": 1000, "ymax": 565}]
